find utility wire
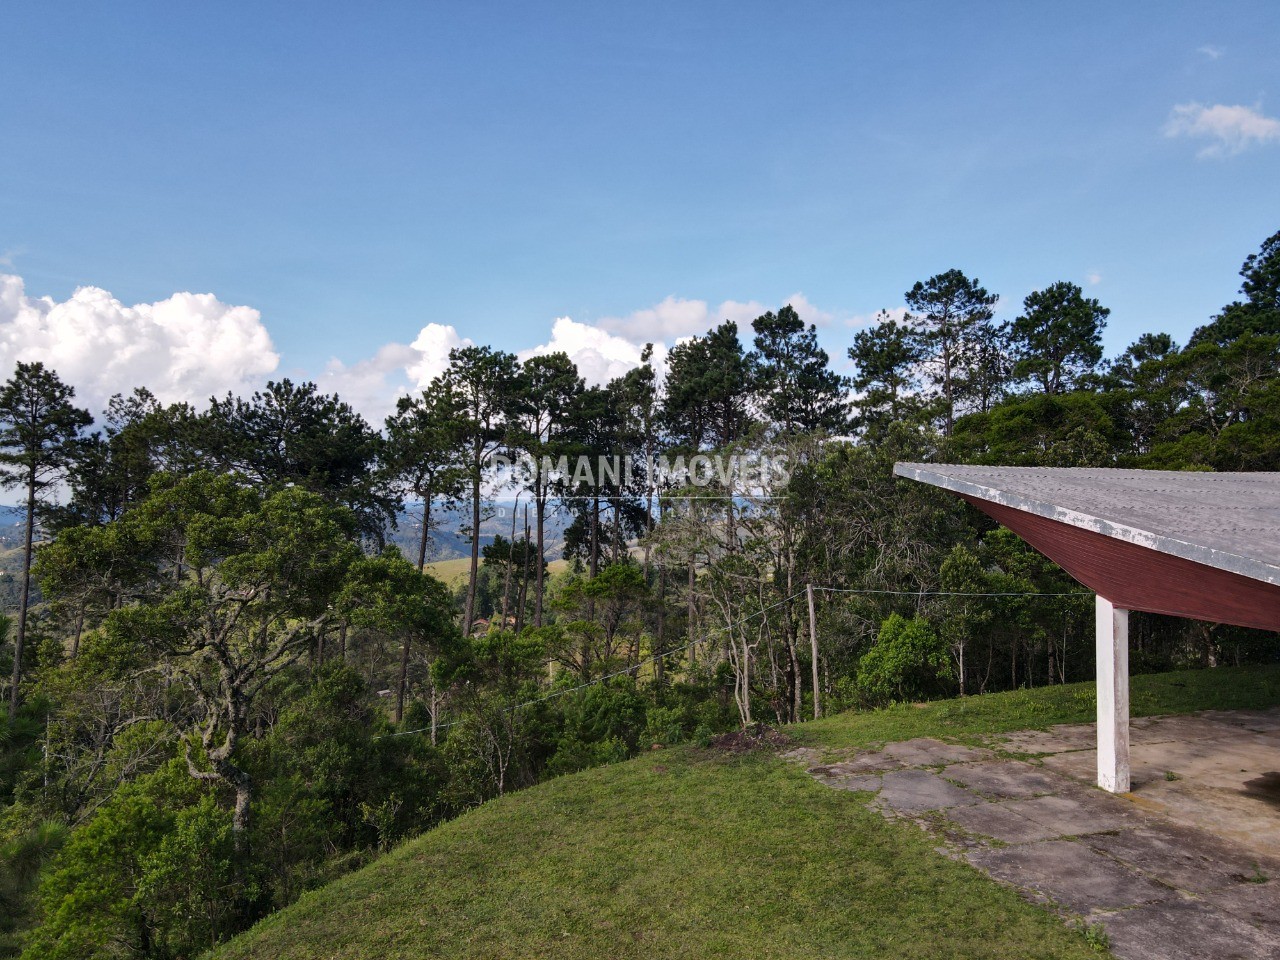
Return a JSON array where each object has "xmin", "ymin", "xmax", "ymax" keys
[
  {"xmin": 813, "ymin": 586, "xmax": 1092, "ymax": 598},
  {"xmin": 377, "ymin": 584, "xmax": 1091, "ymax": 740}
]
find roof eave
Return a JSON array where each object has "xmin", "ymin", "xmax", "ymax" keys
[{"xmin": 894, "ymin": 462, "xmax": 1280, "ymax": 587}]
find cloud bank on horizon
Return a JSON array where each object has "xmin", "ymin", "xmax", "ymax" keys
[{"xmin": 0, "ymin": 273, "xmax": 845, "ymax": 425}]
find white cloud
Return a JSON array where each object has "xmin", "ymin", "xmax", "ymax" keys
[
  {"xmin": 520, "ymin": 316, "xmax": 668, "ymax": 386},
  {"xmin": 597, "ymin": 296, "xmax": 730, "ymax": 342},
  {"xmin": 1197, "ymin": 45, "xmax": 1224, "ymax": 60},
  {"xmin": 843, "ymin": 306, "xmax": 909, "ymax": 329},
  {"xmin": 316, "ymin": 342, "xmax": 419, "ymax": 424},
  {"xmin": 596, "ymin": 292, "xmax": 841, "ymax": 342},
  {"xmin": 405, "ymin": 323, "xmax": 471, "ymax": 389},
  {"xmin": 316, "ymin": 322, "xmax": 472, "ymax": 424},
  {"xmin": 0, "ymin": 273, "xmax": 278, "ymax": 414},
  {"xmin": 1165, "ymin": 102, "xmax": 1280, "ymax": 158},
  {"xmin": 782, "ymin": 292, "xmax": 838, "ymax": 328},
  {"xmin": 1086, "ymin": 272, "xmax": 1103, "ymax": 286}
]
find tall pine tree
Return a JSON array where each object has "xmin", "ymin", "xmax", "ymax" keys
[{"xmin": 0, "ymin": 362, "xmax": 91, "ymax": 716}]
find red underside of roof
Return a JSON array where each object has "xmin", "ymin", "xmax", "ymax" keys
[{"xmin": 963, "ymin": 495, "xmax": 1280, "ymax": 632}]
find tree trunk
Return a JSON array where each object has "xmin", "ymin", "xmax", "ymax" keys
[
  {"xmin": 589, "ymin": 495, "xmax": 600, "ymax": 577},
  {"xmin": 71, "ymin": 604, "xmax": 85, "ymax": 660},
  {"xmin": 687, "ymin": 556, "xmax": 696, "ymax": 671},
  {"xmin": 428, "ymin": 678, "xmax": 439, "ymax": 746},
  {"xmin": 416, "ymin": 495, "xmax": 431, "ymax": 572},
  {"xmin": 395, "ymin": 631, "xmax": 412, "ymax": 723},
  {"xmin": 516, "ymin": 505, "xmax": 531, "ymax": 634},
  {"xmin": 587, "ymin": 494, "xmax": 599, "ymax": 622},
  {"xmin": 9, "ymin": 471, "xmax": 35, "ymax": 718},
  {"xmin": 501, "ymin": 500, "xmax": 517, "ymax": 627},
  {"xmin": 784, "ymin": 575, "xmax": 800, "ymax": 723},
  {"xmin": 655, "ymin": 561, "xmax": 666, "ymax": 687},
  {"xmin": 941, "ymin": 319, "xmax": 955, "ymax": 437},
  {"xmin": 231, "ymin": 775, "xmax": 253, "ymax": 854},
  {"xmin": 806, "ymin": 582, "xmax": 821, "ymax": 720},
  {"xmin": 611, "ymin": 496, "xmax": 621, "ymax": 564},
  {"xmin": 463, "ymin": 465, "xmax": 481, "ymax": 633},
  {"xmin": 534, "ymin": 491, "xmax": 546, "ymax": 627}
]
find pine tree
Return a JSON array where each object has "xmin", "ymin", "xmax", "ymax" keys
[
  {"xmin": 511, "ymin": 352, "xmax": 583, "ymax": 626},
  {"xmin": 383, "ymin": 380, "xmax": 468, "ymax": 571},
  {"xmin": 443, "ymin": 346, "xmax": 519, "ymax": 633},
  {"xmin": 848, "ymin": 312, "xmax": 924, "ymax": 437},
  {"xmin": 748, "ymin": 305, "xmax": 849, "ymax": 435},
  {"xmin": 904, "ymin": 270, "xmax": 999, "ymax": 435},
  {"xmin": 1008, "ymin": 282, "xmax": 1108, "ymax": 395},
  {"xmin": 0, "ymin": 362, "xmax": 92, "ymax": 716}
]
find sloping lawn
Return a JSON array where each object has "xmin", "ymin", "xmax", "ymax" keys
[
  {"xmin": 797, "ymin": 664, "xmax": 1280, "ymax": 752},
  {"xmin": 211, "ymin": 665, "xmax": 1280, "ymax": 960}
]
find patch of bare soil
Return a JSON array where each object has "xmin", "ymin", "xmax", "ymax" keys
[{"xmin": 708, "ymin": 724, "xmax": 793, "ymax": 753}]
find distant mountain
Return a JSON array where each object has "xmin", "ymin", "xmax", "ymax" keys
[
  {"xmin": 387, "ymin": 500, "xmax": 574, "ymax": 563},
  {"xmin": 0, "ymin": 506, "xmax": 25, "ymax": 550}
]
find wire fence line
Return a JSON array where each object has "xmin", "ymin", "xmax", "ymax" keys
[{"xmin": 375, "ymin": 582, "xmax": 1093, "ymax": 741}]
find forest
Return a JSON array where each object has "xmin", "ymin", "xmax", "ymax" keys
[{"xmin": 1, "ymin": 228, "xmax": 1278, "ymax": 958}]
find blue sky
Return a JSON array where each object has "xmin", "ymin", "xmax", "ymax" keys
[{"xmin": 2, "ymin": 2, "xmax": 1278, "ymax": 418}]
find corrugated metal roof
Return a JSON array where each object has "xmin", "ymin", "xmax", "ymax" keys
[{"xmin": 893, "ymin": 463, "xmax": 1280, "ymax": 586}]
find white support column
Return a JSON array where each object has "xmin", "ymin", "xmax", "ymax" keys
[{"xmin": 1095, "ymin": 595, "xmax": 1130, "ymax": 793}]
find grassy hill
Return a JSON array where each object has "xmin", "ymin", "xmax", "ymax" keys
[
  {"xmin": 424, "ymin": 556, "xmax": 570, "ymax": 586},
  {"xmin": 211, "ymin": 666, "xmax": 1280, "ymax": 960}
]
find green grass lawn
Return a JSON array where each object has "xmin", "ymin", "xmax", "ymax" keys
[
  {"xmin": 797, "ymin": 664, "xmax": 1280, "ymax": 753},
  {"xmin": 210, "ymin": 665, "xmax": 1280, "ymax": 960}
]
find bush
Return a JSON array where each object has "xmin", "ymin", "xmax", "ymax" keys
[
  {"xmin": 642, "ymin": 705, "xmax": 687, "ymax": 746},
  {"xmin": 856, "ymin": 614, "xmax": 952, "ymax": 707}
]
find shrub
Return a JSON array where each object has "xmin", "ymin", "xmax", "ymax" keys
[{"xmin": 856, "ymin": 614, "xmax": 952, "ymax": 707}]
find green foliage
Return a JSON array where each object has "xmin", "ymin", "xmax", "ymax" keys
[
  {"xmin": 0, "ymin": 820, "xmax": 66, "ymax": 956},
  {"xmin": 1007, "ymin": 281, "xmax": 1108, "ymax": 395},
  {"xmin": 1191, "ymin": 229, "xmax": 1280, "ymax": 346},
  {"xmin": 857, "ymin": 614, "xmax": 952, "ymax": 706},
  {"xmin": 21, "ymin": 763, "xmax": 205, "ymax": 960},
  {"xmin": 904, "ymin": 269, "xmax": 1000, "ymax": 434},
  {"xmin": 563, "ymin": 680, "xmax": 646, "ymax": 747},
  {"xmin": 748, "ymin": 305, "xmax": 849, "ymax": 435},
  {"xmin": 952, "ymin": 391, "xmax": 1120, "ymax": 466},
  {"xmin": 847, "ymin": 313, "xmax": 926, "ymax": 437},
  {"xmin": 662, "ymin": 321, "xmax": 754, "ymax": 450},
  {"xmin": 135, "ymin": 795, "xmax": 243, "ymax": 951},
  {"xmin": 203, "ymin": 378, "xmax": 391, "ymax": 540}
]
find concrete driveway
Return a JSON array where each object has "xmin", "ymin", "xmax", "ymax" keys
[{"xmin": 795, "ymin": 707, "xmax": 1280, "ymax": 960}]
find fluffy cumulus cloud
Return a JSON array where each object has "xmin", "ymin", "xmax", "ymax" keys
[
  {"xmin": 520, "ymin": 316, "xmax": 667, "ymax": 386},
  {"xmin": 0, "ymin": 274, "xmax": 278, "ymax": 413},
  {"xmin": 596, "ymin": 292, "xmax": 837, "ymax": 343},
  {"xmin": 405, "ymin": 323, "xmax": 471, "ymax": 388},
  {"xmin": 1165, "ymin": 102, "xmax": 1280, "ymax": 158},
  {"xmin": 317, "ymin": 322, "xmax": 473, "ymax": 424}
]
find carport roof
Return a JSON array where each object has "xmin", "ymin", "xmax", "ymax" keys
[{"xmin": 893, "ymin": 463, "xmax": 1280, "ymax": 587}]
